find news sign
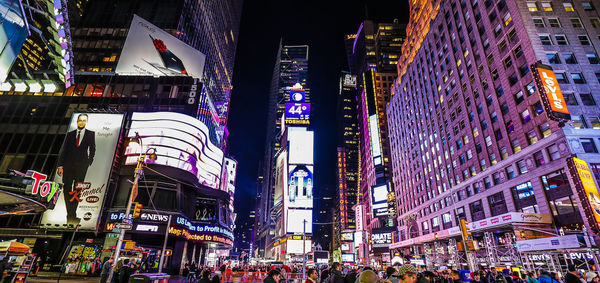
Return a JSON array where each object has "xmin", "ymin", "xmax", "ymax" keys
[
  {"xmin": 41, "ymin": 113, "xmax": 124, "ymax": 230},
  {"xmin": 116, "ymin": 14, "xmax": 206, "ymax": 79},
  {"xmin": 532, "ymin": 63, "xmax": 570, "ymax": 121},
  {"xmin": 285, "ymin": 103, "xmax": 310, "ymax": 124}
]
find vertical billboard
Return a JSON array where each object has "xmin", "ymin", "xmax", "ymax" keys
[
  {"xmin": 0, "ymin": 0, "xmax": 28, "ymax": 82},
  {"xmin": 371, "ymin": 184, "xmax": 390, "ymax": 217},
  {"xmin": 569, "ymin": 157, "xmax": 600, "ymax": 232},
  {"xmin": 286, "ymin": 165, "xmax": 313, "ymax": 208},
  {"xmin": 273, "ymin": 152, "xmax": 287, "ymax": 208},
  {"xmin": 284, "ymin": 103, "xmax": 310, "ymax": 125},
  {"xmin": 532, "ymin": 63, "xmax": 570, "ymax": 121},
  {"xmin": 116, "ymin": 14, "xmax": 206, "ymax": 79},
  {"xmin": 288, "ymin": 129, "xmax": 314, "ymax": 165},
  {"xmin": 41, "ymin": 113, "xmax": 124, "ymax": 230}
]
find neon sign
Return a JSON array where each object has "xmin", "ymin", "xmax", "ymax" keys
[
  {"xmin": 168, "ymin": 227, "xmax": 233, "ymax": 246},
  {"xmin": 25, "ymin": 170, "xmax": 62, "ymax": 207}
]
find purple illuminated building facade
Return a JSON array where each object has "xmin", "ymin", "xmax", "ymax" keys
[{"xmin": 387, "ymin": 0, "xmax": 600, "ymax": 268}]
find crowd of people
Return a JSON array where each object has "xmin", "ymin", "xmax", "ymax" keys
[{"xmin": 258, "ymin": 263, "xmax": 600, "ymax": 283}]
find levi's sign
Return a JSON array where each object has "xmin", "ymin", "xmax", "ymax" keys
[{"xmin": 533, "ymin": 63, "xmax": 570, "ymax": 121}]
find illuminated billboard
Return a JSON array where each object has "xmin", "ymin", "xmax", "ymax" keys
[
  {"xmin": 0, "ymin": 0, "xmax": 28, "ymax": 82},
  {"xmin": 532, "ymin": 63, "xmax": 570, "ymax": 121},
  {"xmin": 341, "ymin": 233, "xmax": 354, "ymax": 241},
  {"xmin": 273, "ymin": 151, "xmax": 287, "ymax": 208},
  {"xmin": 569, "ymin": 157, "xmax": 600, "ymax": 232},
  {"xmin": 355, "ymin": 205, "xmax": 364, "ymax": 231},
  {"xmin": 289, "ymin": 89, "xmax": 306, "ymax": 102},
  {"xmin": 288, "ymin": 129, "xmax": 314, "ymax": 165},
  {"xmin": 285, "ymin": 103, "xmax": 310, "ymax": 125},
  {"xmin": 372, "ymin": 231, "xmax": 393, "ymax": 247},
  {"xmin": 116, "ymin": 15, "xmax": 206, "ymax": 79},
  {"xmin": 342, "ymin": 254, "xmax": 355, "ymax": 262},
  {"xmin": 287, "ymin": 239, "xmax": 312, "ymax": 254},
  {"xmin": 286, "ymin": 209, "xmax": 312, "ymax": 233},
  {"xmin": 125, "ymin": 112, "xmax": 224, "ymax": 189},
  {"xmin": 286, "ymin": 165, "xmax": 313, "ymax": 208},
  {"xmin": 371, "ymin": 184, "xmax": 390, "ymax": 217},
  {"xmin": 41, "ymin": 113, "xmax": 124, "ymax": 230},
  {"xmin": 342, "ymin": 74, "xmax": 357, "ymax": 87},
  {"xmin": 368, "ymin": 115, "xmax": 383, "ymax": 166}
]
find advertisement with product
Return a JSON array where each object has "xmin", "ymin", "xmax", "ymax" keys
[
  {"xmin": 284, "ymin": 103, "xmax": 310, "ymax": 125},
  {"xmin": 532, "ymin": 62, "xmax": 570, "ymax": 121},
  {"xmin": 0, "ymin": 0, "xmax": 28, "ymax": 82},
  {"xmin": 570, "ymin": 157, "xmax": 600, "ymax": 231},
  {"xmin": 116, "ymin": 14, "xmax": 206, "ymax": 79},
  {"xmin": 288, "ymin": 129, "xmax": 314, "ymax": 165},
  {"xmin": 41, "ymin": 113, "xmax": 124, "ymax": 230},
  {"xmin": 125, "ymin": 112, "xmax": 224, "ymax": 189},
  {"xmin": 286, "ymin": 165, "xmax": 313, "ymax": 208},
  {"xmin": 371, "ymin": 183, "xmax": 390, "ymax": 217}
]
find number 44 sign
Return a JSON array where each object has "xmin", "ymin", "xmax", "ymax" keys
[{"xmin": 285, "ymin": 102, "xmax": 310, "ymax": 124}]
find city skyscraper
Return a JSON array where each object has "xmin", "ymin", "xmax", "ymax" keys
[
  {"xmin": 342, "ymin": 19, "xmax": 406, "ymax": 265},
  {"xmin": 387, "ymin": 0, "xmax": 600, "ymax": 268},
  {"xmin": 254, "ymin": 42, "xmax": 310, "ymax": 258}
]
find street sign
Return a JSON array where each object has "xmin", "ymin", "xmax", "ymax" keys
[{"xmin": 115, "ymin": 223, "xmax": 133, "ymax": 230}]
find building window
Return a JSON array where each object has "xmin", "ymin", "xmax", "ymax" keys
[
  {"xmin": 548, "ymin": 18, "xmax": 561, "ymax": 27},
  {"xmin": 514, "ymin": 90, "xmax": 525, "ymax": 104},
  {"xmin": 506, "ymin": 120, "xmax": 515, "ymax": 133},
  {"xmin": 564, "ymin": 53, "xmax": 577, "ymax": 64},
  {"xmin": 526, "ymin": 81, "xmax": 536, "ymax": 95},
  {"xmin": 533, "ymin": 18, "xmax": 545, "ymax": 27},
  {"xmin": 500, "ymin": 147, "xmax": 509, "ymax": 159},
  {"xmin": 571, "ymin": 73, "xmax": 586, "ymax": 84},
  {"xmin": 513, "ymin": 181, "xmax": 535, "ymax": 199},
  {"xmin": 549, "ymin": 196, "xmax": 578, "ymax": 216},
  {"xmin": 565, "ymin": 93, "xmax": 579, "ymax": 105},
  {"xmin": 563, "ymin": 2, "xmax": 575, "ymax": 11},
  {"xmin": 541, "ymin": 2, "xmax": 553, "ymax": 11},
  {"xmin": 541, "ymin": 169, "xmax": 570, "ymax": 190},
  {"xmin": 533, "ymin": 150, "xmax": 546, "ymax": 166},
  {"xmin": 591, "ymin": 18, "xmax": 600, "ymax": 28},
  {"xmin": 527, "ymin": 130, "xmax": 539, "ymax": 144},
  {"xmin": 470, "ymin": 200, "xmax": 485, "ymax": 221},
  {"xmin": 581, "ymin": 138, "xmax": 598, "ymax": 153},
  {"xmin": 489, "ymin": 192, "xmax": 508, "ymax": 216},
  {"xmin": 547, "ymin": 144, "xmax": 561, "ymax": 160},
  {"xmin": 485, "ymin": 136, "xmax": 493, "ymax": 146},
  {"xmin": 555, "ymin": 35, "xmax": 569, "ymax": 45},
  {"xmin": 527, "ymin": 2, "xmax": 538, "ymax": 11},
  {"xmin": 556, "ymin": 72, "xmax": 569, "ymax": 83},
  {"xmin": 570, "ymin": 18, "xmax": 583, "ymax": 28},
  {"xmin": 582, "ymin": 1, "xmax": 595, "ymax": 10},
  {"xmin": 597, "ymin": 73, "xmax": 600, "ymax": 83},
  {"xmin": 493, "ymin": 172, "xmax": 502, "ymax": 184},
  {"xmin": 587, "ymin": 53, "xmax": 600, "ymax": 64},
  {"xmin": 547, "ymin": 53, "xmax": 560, "ymax": 64},
  {"xmin": 590, "ymin": 117, "xmax": 600, "ymax": 129},
  {"xmin": 533, "ymin": 101, "xmax": 544, "ymax": 115},
  {"xmin": 579, "ymin": 35, "xmax": 591, "ymax": 45},
  {"xmin": 539, "ymin": 35, "xmax": 552, "ymax": 45},
  {"xmin": 521, "ymin": 109, "xmax": 532, "ymax": 123},
  {"xmin": 512, "ymin": 139, "xmax": 522, "ymax": 153},
  {"xmin": 572, "ymin": 115, "xmax": 587, "ymax": 129},
  {"xmin": 517, "ymin": 159, "xmax": 528, "ymax": 174},
  {"xmin": 506, "ymin": 165, "xmax": 516, "ymax": 179},
  {"xmin": 580, "ymin": 93, "xmax": 596, "ymax": 105},
  {"xmin": 539, "ymin": 122, "xmax": 552, "ymax": 137}
]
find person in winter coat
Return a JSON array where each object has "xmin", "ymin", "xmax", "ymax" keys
[
  {"xmin": 329, "ymin": 263, "xmax": 345, "ymax": 283},
  {"xmin": 538, "ymin": 271, "xmax": 559, "ymax": 283},
  {"xmin": 565, "ymin": 265, "xmax": 582, "ymax": 283},
  {"xmin": 264, "ymin": 269, "xmax": 281, "ymax": 283}
]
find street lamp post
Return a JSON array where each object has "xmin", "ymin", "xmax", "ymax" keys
[
  {"xmin": 302, "ymin": 219, "xmax": 306, "ymax": 280},
  {"xmin": 106, "ymin": 133, "xmax": 155, "ymax": 283}
]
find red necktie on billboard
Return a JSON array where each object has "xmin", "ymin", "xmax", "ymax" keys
[{"xmin": 76, "ymin": 131, "xmax": 80, "ymax": 147}]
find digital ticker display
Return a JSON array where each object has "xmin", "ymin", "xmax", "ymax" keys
[{"xmin": 285, "ymin": 103, "xmax": 310, "ymax": 124}]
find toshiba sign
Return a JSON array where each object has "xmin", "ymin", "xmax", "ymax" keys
[{"xmin": 533, "ymin": 63, "xmax": 570, "ymax": 121}]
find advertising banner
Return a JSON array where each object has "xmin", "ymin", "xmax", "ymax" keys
[
  {"xmin": 286, "ymin": 165, "xmax": 313, "ymax": 208},
  {"xmin": 273, "ymin": 152, "xmax": 287, "ymax": 208},
  {"xmin": 0, "ymin": 0, "xmax": 28, "ymax": 82},
  {"xmin": 532, "ymin": 63, "xmax": 570, "ymax": 121},
  {"xmin": 516, "ymin": 235, "xmax": 583, "ymax": 252},
  {"xmin": 286, "ymin": 209, "xmax": 312, "ymax": 233},
  {"xmin": 126, "ymin": 112, "xmax": 224, "ymax": 189},
  {"xmin": 289, "ymin": 89, "xmax": 306, "ymax": 102},
  {"xmin": 285, "ymin": 103, "xmax": 310, "ymax": 125},
  {"xmin": 570, "ymin": 157, "xmax": 600, "ymax": 231},
  {"xmin": 288, "ymin": 129, "xmax": 314, "ymax": 165},
  {"xmin": 41, "ymin": 113, "xmax": 124, "ymax": 230},
  {"xmin": 371, "ymin": 184, "xmax": 389, "ymax": 217},
  {"xmin": 116, "ymin": 14, "xmax": 206, "ymax": 79},
  {"xmin": 355, "ymin": 204, "xmax": 364, "ymax": 231}
]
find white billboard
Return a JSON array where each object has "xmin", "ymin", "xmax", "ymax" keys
[
  {"xmin": 273, "ymin": 152, "xmax": 287, "ymax": 208},
  {"xmin": 285, "ymin": 165, "xmax": 313, "ymax": 208},
  {"xmin": 125, "ymin": 112, "xmax": 224, "ymax": 189},
  {"xmin": 287, "ymin": 239, "xmax": 312, "ymax": 254},
  {"xmin": 41, "ymin": 113, "xmax": 124, "ymax": 230},
  {"xmin": 116, "ymin": 14, "xmax": 206, "ymax": 78},
  {"xmin": 288, "ymin": 128, "xmax": 314, "ymax": 165},
  {"xmin": 286, "ymin": 209, "xmax": 312, "ymax": 234}
]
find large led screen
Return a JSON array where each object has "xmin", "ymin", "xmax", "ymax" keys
[
  {"xmin": 41, "ymin": 113, "xmax": 124, "ymax": 230},
  {"xmin": 284, "ymin": 103, "xmax": 310, "ymax": 125},
  {"xmin": 116, "ymin": 14, "xmax": 206, "ymax": 79},
  {"xmin": 371, "ymin": 184, "xmax": 389, "ymax": 217},
  {"xmin": 0, "ymin": 0, "xmax": 28, "ymax": 82},
  {"xmin": 286, "ymin": 165, "xmax": 313, "ymax": 208},
  {"xmin": 368, "ymin": 115, "xmax": 382, "ymax": 165},
  {"xmin": 287, "ymin": 239, "xmax": 312, "ymax": 254},
  {"xmin": 288, "ymin": 129, "xmax": 314, "ymax": 165},
  {"xmin": 286, "ymin": 209, "xmax": 312, "ymax": 234},
  {"xmin": 273, "ymin": 152, "xmax": 287, "ymax": 208},
  {"xmin": 125, "ymin": 112, "xmax": 224, "ymax": 189},
  {"xmin": 342, "ymin": 254, "xmax": 355, "ymax": 262}
]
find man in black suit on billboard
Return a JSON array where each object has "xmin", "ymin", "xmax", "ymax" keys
[{"xmin": 57, "ymin": 114, "xmax": 96, "ymax": 225}]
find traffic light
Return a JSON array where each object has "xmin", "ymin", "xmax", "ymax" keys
[
  {"xmin": 132, "ymin": 202, "xmax": 143, "ymax": 218},
  {"xmin": 460, "ymin": 219, "xmax": 471, "ymax": 239}
]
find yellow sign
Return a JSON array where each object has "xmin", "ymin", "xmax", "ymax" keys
[
  {"xmin": 124, "ymin": 241, "xmax": 136, "ymax": 250},
  {"xmin": 573, "ymin": 157, "xmax": 600, "ymax": 225}
]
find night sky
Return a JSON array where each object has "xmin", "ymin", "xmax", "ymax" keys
[{"xmin": 227, "ymin": 0, "xmax": 409, "ymax": 250}]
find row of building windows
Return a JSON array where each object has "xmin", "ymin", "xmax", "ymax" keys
[{"xmin": 527, "ymin": 1, "xmax": 595, "ymax": 12}]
